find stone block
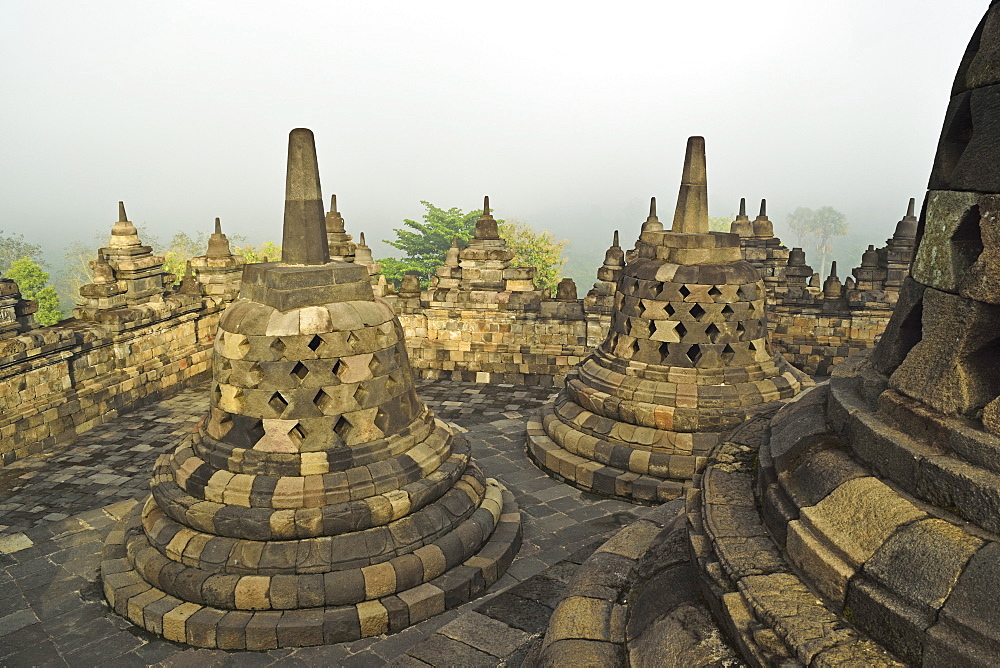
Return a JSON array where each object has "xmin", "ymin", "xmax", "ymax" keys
[
  {"xmin": 890, "ymin": 287, "xmax": 1000, "ymax": 416},
  {"xmin": 911, "ymin": 190, "xmax": 981, "ymax": 291}
]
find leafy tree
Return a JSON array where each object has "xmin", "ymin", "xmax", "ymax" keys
[
  {"xmin": 234, "ymin": 241, "xmax": 281, "ymax": 264},
  {"xmin": 162, "ymin": 232, "xmax": 208, "ymax": 282},
  {"xmin": 709, "ymin": 215, "xmax": 734, "ymax": 232},
  {"xmin": 0, "ymin": 231, "xmax": 42, "ymax": 274},
  {"xmin": 498, "ymin": 219, "xmax": 567, "ymax": 296},
  {"xmin": 785, "ymin": 206, "xmax": 849, "ymax": 276},
  {"xmin": 786, "ymin": 207, "xmax": 816, "ymax": 248},
  {"xmin": 57, "ymin": 240, "xmax": 97, "ymax": 312},
  {"xmin": 379, "ymin": 202, "xmax": 567, "ymax": 293},
  {"xmin": 380, "ymin": 202, "xmax": 481, "ymax": 284},
  {"xmin": 7, "ymin": 257, "xmax": 62, "ymax": 326}
]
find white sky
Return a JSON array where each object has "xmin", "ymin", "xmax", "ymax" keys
[{"xmin": 0, "ymin": 1, "xmax": 989, "ymax": 279}]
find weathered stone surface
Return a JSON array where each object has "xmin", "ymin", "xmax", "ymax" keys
[
  {"xmin": 100, "ymin": 128, "xmax": 520, "ymax": 649},
  {"xmin": 527, "ymin": 137, "xmax": 809, "ymax": 502},
  {"xmin": 890, "ymin": 287, "xmax": 1000, "ymax": 416}
]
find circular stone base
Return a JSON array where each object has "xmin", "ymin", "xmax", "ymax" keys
[
  {"xmin": 526, "ymin": 408, "xmax": 695, "ymax": 505},
  {"xmin": 100, "ymin": 482, "xmax": 521, "ymax": 650}
]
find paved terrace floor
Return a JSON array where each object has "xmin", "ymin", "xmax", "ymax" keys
[{"xmin": 0, "ymin": 379, "xmax": 666, "ymax": 667}]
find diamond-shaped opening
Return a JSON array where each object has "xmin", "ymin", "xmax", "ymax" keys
[
  {"xmin": 665, "ymin": 303, "xmax": 675, "ymax": 317},
  {"xmin": 332, "ymin": 359, "xmax": 345, "ymax": 378},
  {"xmin": 658, "ymin": 341, "xmax": 671, "ymax": 363},
  {"xmin": 247, "ymin": 362, "xmax": 263, "ymax": 385},
  {"xmin": 346, "ymin": 331, "xmax": 360, "ymax": 346},
  {"xmin": 722, "ymin": 344, "xmax": 735, "ymax": 364},
  {"xmin": 635, "ymin": 299, "xmax": 646, "ymax": 318},
  {"xmin": 313, "ymin": 389, "xmax": 333, "ymax": 413},
  {"xmin": 368, "ymin": 355, "xmax": 383, "ymax": 376},
  {"xmin": 374, "ymin": 408, "xmax": 390, "ymax": 433},
  {"xmin": 289, "ymin": 423, "xmax": 306, "ymax": 443},
  {"xmin": 291, "ymin": 361, "xmax": 309, "ymax": 381},
  {"xmin": 679, "ymin": 285, "xmax": 691, "ymax": 299},
  {"xmin": 268, "ymin": 392, "xmax": 289, "ymax": 415},
  {"xmin": 690, "ymin": 303, "xmax": 706, "ymax": 320},
  {"xmin": 333, "ymin": 415, "xmax": 352, "ymax": 440},
  {"xmin": 675, "ymin": 322, "xmax": 688, "ymax": 340},
  {"xmin": 307, "ymin": 335, "xmax": 323, "ymax": 352},
  {"xmin": 736, "ymin": 322, "xmax": 746, "ymax": 339},
  {"xmin": 630, "ymin": 338, "xmax": 641, "ymax": 357},
  {"xmin": 385, "ymin": 375, "xmax": 399, "ymax": 394},
  {"xmin": 709, "ymin": 285, "xmax": 723, "ymax": 300},
  {"xmin": 748, "ymin": 340, "xmax": 758, "ymax": 352},
  {"xmin": 270, "ymin": 338, "xmax": 286, "ymax": 356},
  {"xmin": 706, "ymin": 322, "xmax": 721, "ymax": 343},
  {"xmin": 646, "ymin": 320, "xmax": 657, "ymax": 339},
  {"xmin": 721, "ymin": 304, "xmax": 735, "ymax": 317},
  {"xmin": 353, "ymin": 384, "xmax": 370, "ymax": 407},
  {"xmin": 686, "ymin": 344, "xmax": 702, "ymax": 366}
]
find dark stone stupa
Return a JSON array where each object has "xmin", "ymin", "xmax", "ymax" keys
[{"xmin": 101, "ymin": 129, "xmax": 521, "ymax": 649}]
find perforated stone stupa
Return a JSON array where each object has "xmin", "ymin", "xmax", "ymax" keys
[
  {"xmin": 100, "ymin": 128, "xmax": 520, "ymax": 649},
  {"xmin": 527, "ymin": 137, "xmax": 810, "ymax": 503}
]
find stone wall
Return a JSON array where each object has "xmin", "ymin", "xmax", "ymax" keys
[
  {"xmin": 0, "ymin": 298, "xmax": 222, "ymax": 466},
  {"xmin": 397, "ymin": 305, "xmax": 609, "ymax": 387},
  {"xmin": 768, "ymin": 305, "xmax": 895, "ymax": 376}
]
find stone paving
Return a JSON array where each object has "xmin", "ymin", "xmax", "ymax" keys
[{"xmin": 0, "ymin": 379, "xmax": 658, "ymax": 666}]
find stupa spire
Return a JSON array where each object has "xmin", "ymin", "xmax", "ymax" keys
[
  {"xmin": 118, "ymin": 201, "xmax": 127, "ymax": 222},
  {"xmin": 214, "ymin": 217, "xmax": 222, "ymax": 235},
  {"xmin": 281, "ymin": 128, "xmax": 330, "ymax": 265},
  {"xmin": 671, "ymin": 136, "xmax": 709, "ymax": 234},
  {"xmin": 739, "ymin": 197, "xmax": 747, "ymax": 217},
  {"xmin": 613, "ymin": 230, "xmax": 620, "ymax": 247},
  {"xmin": 906, "ymin": 197, "xmax": 915, "ymax": 218}
]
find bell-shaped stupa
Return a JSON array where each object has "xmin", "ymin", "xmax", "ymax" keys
[
  {"xmin": 101, "ymin": 129, "xmax": 521, "ymax": 649},
  {"xmin": 527, "ymin": 137, "xmax": 810, "ymax": 503}
]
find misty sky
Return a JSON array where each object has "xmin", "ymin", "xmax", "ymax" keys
[{"xmin": 0, "ymin": 1, "xmax": 990, "ymax": 284}]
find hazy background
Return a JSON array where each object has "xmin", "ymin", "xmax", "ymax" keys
[{"xmin": 0, "ymin": 1, "xmax": 989, "ymax": 291}]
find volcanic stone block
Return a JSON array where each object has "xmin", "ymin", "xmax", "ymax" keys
[
  {"xmin": 911, "ymin": 190, "xmax": 982, "ymax": 292},
  {"xmin": 890, "ymin": 287, "xmax": 1000, "ymax": 416}
]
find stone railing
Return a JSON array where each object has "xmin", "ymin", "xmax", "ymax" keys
[
  {"xmin": 0, "ymin": 297, "xmax": 223, "ymax": 467},
  {"xmin": 397, "ymin": 299, "xmax": 610, "ymax": 387}
]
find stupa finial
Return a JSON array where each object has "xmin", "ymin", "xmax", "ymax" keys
[
  {"xmin": 214, "ymin": 217, "xmax": 222, "ymax": 235},
  {"xmin": 118, "ymin": 201, "xmax": 127, "ymax": 222},
  {"xmin": 671, "ymin": 136, "xmax": 709, "ymax": 234},
  {"xmin": 281, "ymin": 128, "xmax": 330, "ymax": 265},
  {"xmin": 649, "ymin": 197, "xmax": 657, "ymax": 219},
  {"xmin": 759, "ymin": 199, "xmax": 767, "ymax": 217},
  {"xmin": 613, "ymin": 230, "xmax": 620, "ymax": 247},
  {"xmin": 906, "ymin": 197, "xmax": 915, "ymax": 218},
  {"xmin": 739, "ymin": 197, "xmax": 746, "ymax": 217}
]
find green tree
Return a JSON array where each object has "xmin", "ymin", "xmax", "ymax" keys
[
  {"xmin": 380, "ymin": 202, "xmax": 482, "ymax": 284},
  {"xmin": 234, "ymin": 241, "xmax": 281, "ymax": 264},
  {"xmin": 0, "ymin": 231, "xmax": 42, "ymax": 274},
  {"xmin": 708, "ymin": 215, "xmax": 734, "ymax": 232},
  {"xmin": 498, "ymin": 218, "xmax": 567, "ymax": 296},
  {"xmin": 162, "ymin": 232, "xmax": 208, "ymax": 283},
  {"xmin": 379, "ymin": 202, "xmax": 568, "ymax": 292},
  {"xmin": 785, "ymin": 206, "xmax": 849, "ymax": 276},
  {"xmin": 7, "ymin": 257, "xmax": 63, "ymax": 326}
]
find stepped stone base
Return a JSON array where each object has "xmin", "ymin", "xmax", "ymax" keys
[
  {"xmin": 101, "ymin": 483, "xmax": 520, "ymax": 649},
  {"xmin": 526, "ymin": 408, "xmax": 693, "ymax": 504}
]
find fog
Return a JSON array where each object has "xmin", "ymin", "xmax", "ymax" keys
[{"xmin": 0, "ymin": 1, "xmax": 988, "ymax": 287}]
